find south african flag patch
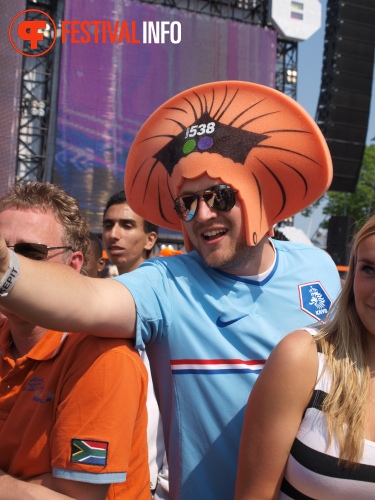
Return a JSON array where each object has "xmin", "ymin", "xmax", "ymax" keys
[{"xmin": 70, "ymin": 439, "xmax": 108, "ymax": 466}]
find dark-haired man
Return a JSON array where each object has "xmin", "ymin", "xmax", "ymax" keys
[
  {"xmin": 102, "ymin": 191, "xmax": 158, "ymax": 274},
  {"xmin": 103, "ymin": 191, "xmax": 168, "ymax": 499}
]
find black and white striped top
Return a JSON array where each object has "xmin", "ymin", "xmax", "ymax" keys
[{"xmin": 280, "ymin": 350, "xmax": 375, "ymax": 499}]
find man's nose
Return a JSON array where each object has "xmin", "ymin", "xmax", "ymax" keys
[
  {"xmin": 194, "ymin": 197, "xmax": 217, "ymax": 222},
  {"xmin": 109, "ymin": 223, "xmax": 120, "ymax": 238}
]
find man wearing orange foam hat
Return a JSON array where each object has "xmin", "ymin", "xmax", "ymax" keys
[{"xmin": 0, "ymin": 82, "xmax": 341, "ymax": 500}]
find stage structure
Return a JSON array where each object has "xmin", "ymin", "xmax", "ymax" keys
[
  {"xmin": 316, "ymin": 0, "xmax": 375, "ymax": 193},
  {"xmin": 53, "ymin": 0, "xmax": 278, "ymax": 235},
  {"xmin": 10, "ymin": 0, "xmax": 325, "ymax": 239},
  {"xmin": 12, "ymin": 0, "xmax": 297, "ymax": 188},
  {"xmin": 12, "ymin": 0, "xmax": 63, "ymax": 186}
]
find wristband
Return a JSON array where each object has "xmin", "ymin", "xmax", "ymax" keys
[{"xmin": 0, "ymin": 250, "xmax": 20, "ymax": 297}]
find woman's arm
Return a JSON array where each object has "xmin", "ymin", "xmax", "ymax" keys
[{"xmin": 235, "ymin": 329, "xmax": 318, "ymax": 500}]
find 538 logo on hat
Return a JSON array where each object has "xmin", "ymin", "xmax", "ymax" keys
[{"xmin": 298, "ymin": 281, "xmax": 332, "ymax": 322}]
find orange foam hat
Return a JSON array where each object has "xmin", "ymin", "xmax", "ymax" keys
[{"xmin": 125, "ymin": 81, "xmax": 332, "ymax": 252}]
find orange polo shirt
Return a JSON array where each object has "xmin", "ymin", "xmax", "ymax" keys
[{"xmin": 0, "ymin": 319, "xmax": 150, "ymax": 499}]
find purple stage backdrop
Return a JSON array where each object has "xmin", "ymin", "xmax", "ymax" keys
[{"xmin": 54, "ymin": 0, "xmax": 277, "ymax": 233}]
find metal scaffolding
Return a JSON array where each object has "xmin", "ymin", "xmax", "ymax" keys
[
  {"xmin": 275, "ymin": 38, "xmax": 298, "ymax": 100},
  {"xmin": 15, "ymin": 0, "xmax": 63, "ymax": 184},
  {"xmin": 140, "ymin": 0, "xmax": 269, "ymax": 25}
]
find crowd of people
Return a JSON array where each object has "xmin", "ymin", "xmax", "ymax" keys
[{"xmin": 0, "ymin": 80, "xmax": 373, "ymax": 499}]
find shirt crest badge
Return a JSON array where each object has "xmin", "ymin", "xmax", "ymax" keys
[{"xmin": 298, "ymin": 281, "xmax": 332, "ymax": 323}]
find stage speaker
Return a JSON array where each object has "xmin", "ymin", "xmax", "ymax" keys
[
  {"xmin": 326, "ymin": 215, "xmax": 356, "ymax": 266},
  {"xmin": 316, "ymin": 0, "xmax": 375, "ymax": 193}
]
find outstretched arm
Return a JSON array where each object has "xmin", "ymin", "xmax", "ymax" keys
[
  {"xmin": 0, "ymin": 244, "xmax": 136, "ymax": 338},
  {"xmin": 235, "ymin": 330, "xmax": 318, "ymax": 500}
]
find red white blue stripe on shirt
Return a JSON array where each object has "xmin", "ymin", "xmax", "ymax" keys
[{"xmin": 170, "ymin": 359, "xmax": 266, "ymax": 374}]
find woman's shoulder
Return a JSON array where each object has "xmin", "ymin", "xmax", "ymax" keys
[
  {"xmin": 248, "ymin": 328, "xmax": 320, "ymax": 437},
  {"xmin": 263, "ymin": 329, "xmax": 319, "ymax": 389},
  {"xmin": 272, "ymin": 328, "xmax": 318, "ymax": 361}
]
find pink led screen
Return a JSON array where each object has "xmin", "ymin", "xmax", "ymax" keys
[{"xmin": 54, "ymin": 0, "xmax": 277, "ymax": 232}]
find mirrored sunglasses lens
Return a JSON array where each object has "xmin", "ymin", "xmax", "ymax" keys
[
  {"xmin": 184, "ymin": 196, "xmax": 198, "ymax": 221},
  {"xmin": 174, "ymin": 186, "xmax": 235, "ymax": 221},
  {"xmin": 212, "ymin": 187, "xmax": 235, "ymax": 211},
  {"xmin": 202, "ymin": 191, "xmax": 216, "ymax": 209},
  {"xmin": 176, "ymin": 195, "xmax": 198, "ymax": 221},
  {"xmin": 13, "ymin": 243, "xmax": 48, "ymax": 260}
]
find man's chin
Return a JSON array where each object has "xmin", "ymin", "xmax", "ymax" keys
[
  {"xmin": 197, "ymin": 249, "xmax": 234, "ymax": 270},
  {"xmin": 197, "ymin": 244, "xmax": 256, "ymax": 274}
]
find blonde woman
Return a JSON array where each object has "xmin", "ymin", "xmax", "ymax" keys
[{"xmin": 235, "ymin": 215, "xmax": 375, "ymax": 499}]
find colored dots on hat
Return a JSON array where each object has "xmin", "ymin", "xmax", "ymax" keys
[
  {"xmin": 198, "ymin": 136, "xmax": 213, "ymax": 150},
  {"xmin": 183, "ymin": 139, "xmax": 196, "ymax": 154},
  {"xmin": 183, "ymin": 136, "xmax": 213, "ymax": 155}
]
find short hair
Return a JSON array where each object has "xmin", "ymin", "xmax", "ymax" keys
[
  {"xmin": 0, "ymin": 182, "xmax": 90, "ymax": 272},
  {"xmin": 104, "ymin": 190, "xmax": 159, "ymax": 235},
  {"xmin": 89, "ymin": 232, "xmax": 103, "ymax": 261}
]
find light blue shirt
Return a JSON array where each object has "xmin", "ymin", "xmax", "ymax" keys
[{"xmin": 116, "ymin": 239, "xmax": 341, "ymax": 499}]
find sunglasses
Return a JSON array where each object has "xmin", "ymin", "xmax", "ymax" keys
[
  {"xmin": 7, "ymin": 243, "xmax": 73, "ymax": 261},
  {"xmin": 174, "ymin": 184, "xmax": 238, "ymax": 222}
]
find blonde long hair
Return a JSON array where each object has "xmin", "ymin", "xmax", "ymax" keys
[{"xmin": 316, "ymin": 215, "xmax": 375, "ymax": 465}]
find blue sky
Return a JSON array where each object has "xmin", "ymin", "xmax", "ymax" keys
[{"xmin": 293, "ymin": 0, "xmax": 375, "ymax": 236}]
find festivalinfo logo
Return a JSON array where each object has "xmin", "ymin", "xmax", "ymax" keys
[{"xmin": 9, "ymin": 9, "xmax": 182, "ymax": 57}]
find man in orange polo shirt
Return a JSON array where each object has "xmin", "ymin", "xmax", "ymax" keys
[{"xmin": 0, "ymin": 182, "xmax": 149, "ymax": 499}]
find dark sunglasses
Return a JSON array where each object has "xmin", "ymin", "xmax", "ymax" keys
[
  {"xmin": 174, "ymin": 184, "xmax": 238, "ymax": 222},
  {"xmin": 7, "ymin": 243, "xmax": 73, "ymax": 261}
]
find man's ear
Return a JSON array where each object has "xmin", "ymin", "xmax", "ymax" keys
[
  {"xmin": 97, "ymin": 257, "xmax": 106, "ymax": 274},
  {"xmin": 68, "ymin": 251, "xmax": 85, "ymax": 273},
  {"xmin": 144, "ymin": 231, "xmax": 158, "ymax": 252}
]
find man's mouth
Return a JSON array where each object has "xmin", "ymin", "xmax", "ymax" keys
[
  {"xmin": 202, "ymin": 229, "xmax": 227, "ymax": 241},
  {"xmin": 108, "ymin": 246, "xmax": 124, "ymax": 253}
]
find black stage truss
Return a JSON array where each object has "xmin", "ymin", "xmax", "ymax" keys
[{"xmin": 15, "ymin": 0, "xmax": 296, "ymax": 184}]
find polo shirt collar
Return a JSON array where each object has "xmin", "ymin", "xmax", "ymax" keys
[
  {"xmin": 0, "ymin": 320, "xmax": 69, "ymax": 361},
  {"xmin": 26, "ymin": 330, "xmax": 70, "ymax": 361}
]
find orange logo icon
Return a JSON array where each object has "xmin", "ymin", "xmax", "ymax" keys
[{"xmin": 8, "ymin": 9, "xmax": 57, "ymax": 57}]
